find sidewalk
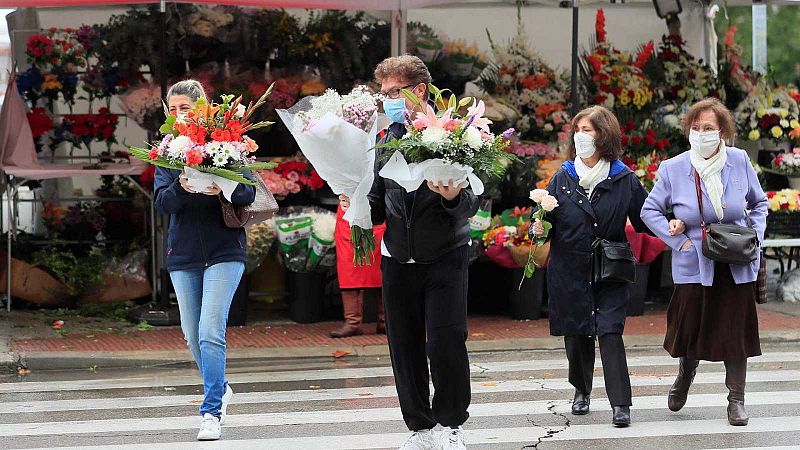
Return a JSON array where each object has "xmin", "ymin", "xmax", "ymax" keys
[{"xmin": 3, "ymin": 302, "xmax": 800, "ymax": 372}]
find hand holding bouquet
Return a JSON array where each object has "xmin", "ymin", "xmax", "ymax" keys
[
  {"xmin": 521, "ymin": 188, "xmax": 558, "ymax": 288},
  {"xmin": 378, "ymin": 84, "xmax": 515, "ymax": 195},
  {"xmin": 129, "ymin": 86, "xmax": 277, "ymax": 201},
  {"xmin": 277, "ymin": 86, "xmax": 379, "ymax": 266}
]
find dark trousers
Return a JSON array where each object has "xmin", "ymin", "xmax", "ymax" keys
[
  {"xmin": 564, "ymin": 334, "xmax": 632, "ymax": 407},
  {"xmin": 381, "ymin": 246, "xmax": 471, "ymax": 431}
]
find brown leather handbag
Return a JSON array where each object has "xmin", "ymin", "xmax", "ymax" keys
[{"xmin": 220, "ymin": 175, "xmax": 279, "ymax": 228}]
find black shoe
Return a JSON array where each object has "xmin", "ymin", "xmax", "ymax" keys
[
  {"xmin": 571, "ymin": 391, "xmax": 590, "ymax": 415},
  {"xmin": 612, "ymin": 406, "xmax": 631, "ymax": 427}
]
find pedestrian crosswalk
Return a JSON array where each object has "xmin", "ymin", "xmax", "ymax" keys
[{"xmin": 2, "ymin": 349, "xmax": 800, "ymax": 449}]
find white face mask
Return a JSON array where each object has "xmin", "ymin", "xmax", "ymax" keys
[
  {"xmin": 573, "ymin": 132, "xmax": 596, "ymax": 159},
  {"xmin": 689, "ymin": 129, "xmax": 721, "ymax": 158}
]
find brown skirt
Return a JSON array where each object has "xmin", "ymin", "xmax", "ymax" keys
[{"xmin": 664, "ymin": 263, "xmax": 761, "ymax": 362}]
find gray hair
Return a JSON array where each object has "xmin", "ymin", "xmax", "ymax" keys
[{"xmin": 166, "ymin": 80, "xmax": 207, "ymax": 102}]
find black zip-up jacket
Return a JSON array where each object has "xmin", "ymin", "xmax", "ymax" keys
[
  {"xmin": 154, "ymin": 167, "xmax": 256, "ymax": 271},
  {"xmin": 368, "ymin": 123, "xmax": 480, "ymax": 264}
]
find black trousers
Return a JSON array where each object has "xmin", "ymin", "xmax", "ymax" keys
[
  {"xmin": 564, "ymin": 334, "xmax": 632, "ymax": 407},
  {"xmin": 382, "ymin": 245, "xmax": 471, "ymax": 431}
]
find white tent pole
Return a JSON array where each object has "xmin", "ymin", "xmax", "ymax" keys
[{"xmin": 390, "ymin": 9, "xmax": 407, "ymax": 57}]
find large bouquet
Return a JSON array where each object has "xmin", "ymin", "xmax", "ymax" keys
[
  {"xmin": 480, "ymin": 7, "xmax": 570, "ymax": 143},
  {"xmin": 656, "ymin": 35, "xmax": 722, "ymax": 104},
  {"xmin": 735, "ymin": 85, "xmax": 800, "ymax": 145},
  {"xmin": 378, "ymin": 84, "xmax": 514, "ymax": 197},
  {"xmin": 277, "ymin": 85, "xmax": 379, "ymax": 266},
  {"xmin": 130, "ymin": 87, "xmax": 277, "ymax": 199},
  {"xmin": 582, "ymin": 9, "xmax": 654, "ymax": 117}
]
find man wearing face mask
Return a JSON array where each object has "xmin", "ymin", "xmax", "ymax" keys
[
  {"xmin": 641, "ymin": 98, "xmax": 767, "ymax": 426},
  {"xmin": 530, "ymin": 105, "xmax": 651, "ymax": 427},
  {"xmin": 340, "ymin": 55, "xmax": 478, "ymax": 450}
]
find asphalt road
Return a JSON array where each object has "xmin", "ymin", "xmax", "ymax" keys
[{"xmin": 1, "ymin": 342, "xmax": 799, "ymax": 450}]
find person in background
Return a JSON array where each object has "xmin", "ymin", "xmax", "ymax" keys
[
  {"xmin": 640, "ymin": 97, "xmax": 767, "ymax": 426},
  {"xmin": 330, "ymin": 202, "xmax": 386, "ymax": 337},
  {"xmin": 155, "ymin": 80, "xmax": 255, "ymax": 441},
  {"xmin": 531, "ymin": 105, "xmax": 650, "ymax": 427}
]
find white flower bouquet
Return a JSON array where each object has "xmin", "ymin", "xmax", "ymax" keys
[{"xmin": 277, "ymin": 85, "xmax": 379, "ymax": 266}]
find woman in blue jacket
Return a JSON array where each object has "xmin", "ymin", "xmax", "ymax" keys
[
  {"xmin": 154, "ymin": 80, "xmax": 256, "ymax": 441},
  {"xmin": 531, "ymin": 105, "xmax": 650, "ymax": 427}
]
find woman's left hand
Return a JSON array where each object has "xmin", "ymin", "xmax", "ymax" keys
[{"xmin": 202, "ymin": 183, "xmax": 222, "ymax": 196}]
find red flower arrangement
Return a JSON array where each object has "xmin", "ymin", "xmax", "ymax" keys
[
  {"xmin": 620, "ymin": 120, "xmax": 671, "ymax": 158},
  {"xmin": 62, "ymin": 107, "xmax": 119, "ymax": 147},
  {"xmin": 27, "ymin": 107, "xmax": 54, "ymax": 140}
]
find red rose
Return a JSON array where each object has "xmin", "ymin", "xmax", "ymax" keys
[
  {"xmin": 767, "ymin": 191, "xmax": 776, "ymax": 199},
  {"xmin": 645, "ymin": 135, "xmax": 657, "ymax": 146},
  {"xmin": 621, "ymin": 135, "xmax": 629, "ymax": 146},
  {"xmin": 631, "ymin": 135, "xmax": 642, "ymax": 146}
]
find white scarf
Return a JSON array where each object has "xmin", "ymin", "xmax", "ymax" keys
[
  {"xmin": 690, "ymin": 142, "xmax": 727, "ymax": 221},
  {"xmin": 575, "ymin": 156, "xmax": 610, "ymax": 198}
]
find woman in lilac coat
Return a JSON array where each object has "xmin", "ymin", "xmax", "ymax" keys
[{"xmin": 640, "ymin": 98, "xmax": 767, "ymax": 427}]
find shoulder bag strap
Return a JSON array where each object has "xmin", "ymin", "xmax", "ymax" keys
[{"xmin": 694, "ymin": 170, "xmax": 709, "ymax": 244}]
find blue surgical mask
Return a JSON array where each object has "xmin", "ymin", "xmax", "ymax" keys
[{"xmin": 383, "ymin": 98, "xmax": 407, "ymax": 124}]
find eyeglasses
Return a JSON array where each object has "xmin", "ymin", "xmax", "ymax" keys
[{"xmin": 379, "ymin": 84, "xmax": 417, "ymax": 100}]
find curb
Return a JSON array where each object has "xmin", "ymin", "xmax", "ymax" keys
[{"xmin": 12, "ymin": 330, "xmax": 800, "ymax": 372}]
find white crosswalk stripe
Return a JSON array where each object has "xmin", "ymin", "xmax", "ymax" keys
[{"xmin": 1, "ymin": 351, "xmax": 799, "ymax": 449}]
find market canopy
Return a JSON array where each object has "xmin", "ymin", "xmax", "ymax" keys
[{"xmin": 2, "ymin": 0, "xmax": 800, "ymax": 7}]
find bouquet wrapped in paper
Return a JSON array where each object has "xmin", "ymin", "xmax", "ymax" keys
[
  {"xmin": 378, "ymin": 84, "xmax": 514, "ymax": 196},
  {"xmin": 129, "ymin": 86, "xmax": 277, "ymax": 201},
  {"xmin": 277, "ymin": 86, "xmax": 379, "ymax": 266}
]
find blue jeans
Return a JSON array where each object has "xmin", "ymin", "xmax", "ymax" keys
[{"xmin": 170, "ymin": 261, "xmax": 244, "ymax": 417}]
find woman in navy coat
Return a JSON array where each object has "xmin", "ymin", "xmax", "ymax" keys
[{"xmin": 531, "ymin": 105, "xmax": 650, "ymax": 427}]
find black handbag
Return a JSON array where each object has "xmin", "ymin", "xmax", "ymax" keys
[
  {"xmin": 592, "ymin": 238, "xmax": 636, "ymax": 284},
  {"xmin": 694, "ymin": 171, "xmax": 759, "ymax": 265}
]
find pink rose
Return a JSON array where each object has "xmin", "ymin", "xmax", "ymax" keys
[
  {"xmin": 413, "ymin": 119, "xmax": 428, "ymax": 131},
  {"xmin": 540, "ymin": 195, "xmax": 559, "ymax": 212},
  {"xmin": 287, "ymin": 171, "xmax": 300, "ymax": 182},
  {"xmin": 529, "ymin": 189, "xmax": 548, "ymax": 203}
]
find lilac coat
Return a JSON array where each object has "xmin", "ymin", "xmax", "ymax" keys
[{"xmin": 640, "ymin": 147, "xmax": 768, "ymax": 286}]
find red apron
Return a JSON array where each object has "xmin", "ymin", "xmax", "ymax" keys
[{"xmin": 335, "ymin": 206, "xmax": 386, "ymax": 289}]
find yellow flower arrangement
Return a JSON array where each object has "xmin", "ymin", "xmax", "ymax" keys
[
  {"xmin": 41, "ymin": 74, "xmax": 62, "ymax": 90},
  {"xmin": 772, "ymin": 126, "xmax": 784, "ymax": 138},
  {"xmin": 748, "ymin": 129, "xmax": 761, "ymax": 141}
]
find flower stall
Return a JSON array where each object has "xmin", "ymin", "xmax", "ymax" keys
[{"xmin": 4, "ymin": 0, "xmax": 799, "ymax": 321}]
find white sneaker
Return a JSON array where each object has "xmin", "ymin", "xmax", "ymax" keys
[
  {"xmin": 439, "ymin": 426, "xmax": 466, "ymax": 450},
  {"xmin": 220, "ymin": 384, "xmax": 234, "ymax": 425},
  {"xmin": 197, "ymin": 413, "xmax": 221, "ymax": 441},
  {"xmin": 399, "ymin": 429, "xmax": 436, "ymax": 450}
]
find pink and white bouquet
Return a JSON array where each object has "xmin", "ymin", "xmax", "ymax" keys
[
  {"xmin": 520, "ymin": 188, "xmax": 558, "ymax": 287},
  {"xmin": 378, "ymin": 84, "xmax": 514, "ymax": 196},
  {"xmin": 277, "ymin": 85, "xmax": 379, "ymax": 266},
  {"xmin": 772, "ymin": 147, "xmax": 800, "ymax": 178}
]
